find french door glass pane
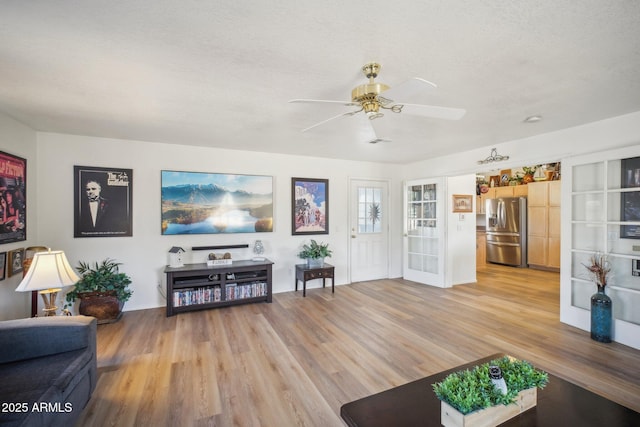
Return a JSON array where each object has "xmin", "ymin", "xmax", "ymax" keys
[
  {"xmin": 424, "ymin": 256, "xmax": 438, "ymax": 274},
  {"xmin": 571, "ymin": 279, "xmax": 591, "ymax": 310},
  {"xmin": 572, "ymin": 193, "xmax": 604, "ymax": 222},
  {"xmin": 571, "ymin": 223, "xmax": 604, "ymax": 251},
  {"xmin": 572, "ymin": 162, "xmax": 603, "ymax": 192},
  {"xmin": 406, "ymin": 183, "xmax": 439, "ymax": 273}
]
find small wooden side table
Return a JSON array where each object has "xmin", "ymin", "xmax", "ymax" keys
[{"xmin": 295, "ymin": 263, "xmax": 335, "ymax": 297}]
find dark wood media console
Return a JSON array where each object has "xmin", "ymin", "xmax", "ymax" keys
[{"xmin": 164, "ymin": 259, "xmax": 273, "ymax": 317}]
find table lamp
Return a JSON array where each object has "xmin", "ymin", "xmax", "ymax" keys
[{"xmin": 15, "ymin": 249, "xmax": 80, "ymax": 316}]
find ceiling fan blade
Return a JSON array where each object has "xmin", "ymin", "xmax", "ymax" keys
[
  {"xmin": 367, "ymin": 138, "xmax": 393, "ymax": 144},
  {"xmin": 399, "ymin": 103, "xmax": 466, "ymax": 120},
  {"xmin": 300, "ymin": 109, "xmax": 362, "ymax": 132},
  {"xmin": 381, "ymin": 77, "xmax": 437, "ymax": 103},
  {"xmin": 289, "ymin": 99, "xmax": 359, "ymax": 107}
]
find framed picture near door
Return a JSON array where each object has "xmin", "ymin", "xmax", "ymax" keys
[
  {"xmin": 292, "ymin": 177, "xmax": 328, "ymax": 235},
  {"xmin": 621, "ymin": 156, "xmax": 640, "ymax": 239},
  {"xmin": 452, "ymin": 194, "xmax": 473, "ymax": 213}
]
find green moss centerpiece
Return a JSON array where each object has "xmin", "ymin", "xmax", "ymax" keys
[{"xmin": 432, "ymin": 356, "xmax": 548, "ymax": 427}]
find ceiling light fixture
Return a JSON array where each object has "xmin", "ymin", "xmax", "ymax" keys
[
  {"xmin": 477, "ymin": 148, "xmax": 510, "ymax": 165},
  {"xmin": 523, "ymin": 115, "xmax": 542, "ymax": 123}
]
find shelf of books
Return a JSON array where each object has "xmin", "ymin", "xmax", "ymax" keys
[{"xmin": 164, "ymin": 259, "xmax": 273, "ymax": 316}]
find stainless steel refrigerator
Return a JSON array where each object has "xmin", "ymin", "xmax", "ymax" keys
[{"xmin": 485, "ymin": 197, "xmax": 527, "ymax": 267}]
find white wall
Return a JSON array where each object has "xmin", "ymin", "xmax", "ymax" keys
[
  {"xmin": 446, "ymin": 174, "xmax": 477, "ymax": 286},
  {"xmin": 404, "ymin": 111, "xmax": 640, "ymax": 180},
  {"xmin": 36, "ymin": 133, "xmax": 404, "ymax": 312},
  {"xmin": 0, "ymin": 113, "xmax": 38, "ymax": 320}
]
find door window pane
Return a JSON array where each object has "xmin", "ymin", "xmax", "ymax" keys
[{"xmin": 358, "ymin": 187, "xmax": 382, "ymax": 233}]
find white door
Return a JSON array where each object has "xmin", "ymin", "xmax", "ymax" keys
[
  {"xmin": 403, "ymin": 177, "xmax": 446, "ymax": 287},
  {"xmin": 350, "ymin": 179, "xmax": 389, "ymax": 282}
]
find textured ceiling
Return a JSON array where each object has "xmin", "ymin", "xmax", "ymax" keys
[{"xmin": 1, "ymin": 1, "xmax": 639, "ymax": 164}]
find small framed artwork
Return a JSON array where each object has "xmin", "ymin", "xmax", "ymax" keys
[
  {"xmin": 292, "ymin": 177, "xmax": 328, "ymax": 235},
  {"xmin": 489, "ymin": 175, "xmax": 500, "ymax": 188},
  {"xmin": 8, "ymin": 248, "xmax": 24, "ymax": 277},
  {"xmin": 452, "ymin": 194, "xmax": 473, "ymax": 213},
  {"xmin": 499, "ymin": 169, "xmax": 511, "ymax": 186},
  {"xmin": 0, "ymin": 252, "xmax": 6, "ymax": 280}
]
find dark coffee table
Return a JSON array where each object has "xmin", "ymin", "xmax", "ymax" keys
[{"xmin": 340, "ymin": 353, "xmax": 639, "ymax": 427}]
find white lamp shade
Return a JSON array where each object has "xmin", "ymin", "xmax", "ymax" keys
[{"xmin": 15, "ymin": 250, "xmax": 80, "ymax": 292}]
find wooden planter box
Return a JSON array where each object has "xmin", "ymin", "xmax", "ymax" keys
[{"xmin": 441, "ymin": 388, "xmax": 537, "ymax": 427}]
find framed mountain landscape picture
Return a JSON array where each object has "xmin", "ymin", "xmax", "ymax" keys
[{"xmin": 161, "ymin": 170, "xmax": 273, "ymax": 235}]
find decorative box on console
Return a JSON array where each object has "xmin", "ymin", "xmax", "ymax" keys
[{"xmin": 207, "ymin": 252, "xmax": 232, "ymax": 266}]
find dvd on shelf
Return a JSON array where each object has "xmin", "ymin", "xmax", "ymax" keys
[
  {"xmin": 173, "ymin": 285, "xmax": 221, "ymax": 307},
  {"xmin": 226, "ymin": 281, "xmax": 267, "ymax": 301}
]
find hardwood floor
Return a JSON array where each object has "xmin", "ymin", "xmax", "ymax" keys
[{"xmin": 76, "ymin": 264, "xmax": 640, "ymax": 426}]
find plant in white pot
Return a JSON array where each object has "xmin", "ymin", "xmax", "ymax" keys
[
  {"xmin": 65, "ymin": 258, "xmax": 132, "ymax": 324},
  {"xmin": 298, "ymin": 240, "xmax": 332, "ymax": 268}
]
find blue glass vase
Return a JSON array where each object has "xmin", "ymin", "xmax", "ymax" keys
[{"xmin": 590, "ymin": 285, "xmax": 612, "ymax": 343}]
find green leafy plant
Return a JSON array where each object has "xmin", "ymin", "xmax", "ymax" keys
[
  {"xmin": 297, "ymin": 240, "xmax": 332, "ymax": 260},
  {"xmin": 65, "ymin": 258, "xmax": 133, "ymax": 303},
  {"xmin": 521, "ymin": 166, "xmax": 539, "ymax": 175},
  {"xmin": 432, "ymin": 356, "xmax": 548, "ymax": 415}
]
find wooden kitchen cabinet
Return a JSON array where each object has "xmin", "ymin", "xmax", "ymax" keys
[
  {"xmin": 513, "ymin": 185, "xmax": 529, "ymax": 197},
  {"xmin": 480, "ymin": 185, "xmax": 527, "ymax": 203},
  {"xmin": 494, "ymin": 186, "xmax": 514, "ymax": 198},
  {"xmin": 476, "ymin": 232, "xmax": 487, "ymax": 268},
  {"xmin": 477, "ymin": 185, "xmax": 527, "ymax": 215},
  {"xmin": 527, "ymin": 180, "xmax": 560, "ymax": 270}
]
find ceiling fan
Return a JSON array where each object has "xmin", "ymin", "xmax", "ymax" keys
[{"xmin": 289, "ymin": 62, "xmax": 466, "ymax": 140}]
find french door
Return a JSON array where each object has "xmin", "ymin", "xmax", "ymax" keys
[{"xmin": 403, "ymin": 177, "xmax": 446, "ymax": 287}]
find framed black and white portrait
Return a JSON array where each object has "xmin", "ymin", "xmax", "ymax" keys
[{"xmin": 74, "ymin": 166, "xmax": 133, "ymax": 237}]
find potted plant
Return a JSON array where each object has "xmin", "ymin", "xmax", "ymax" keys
[
  {"xmin": 521, "ymin": 166, "xmax": 539, "ymax": 184},
  {"xmin": 298, "ymin": 239, "xmax": 332, "ymax": 268},
  {"xmin": 433, "ymin": 356, "xmax": 548, "ymax": 427},
  {"xmin": 65, "ymin": 258, "xmax": 132, "ymax": 324}
]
